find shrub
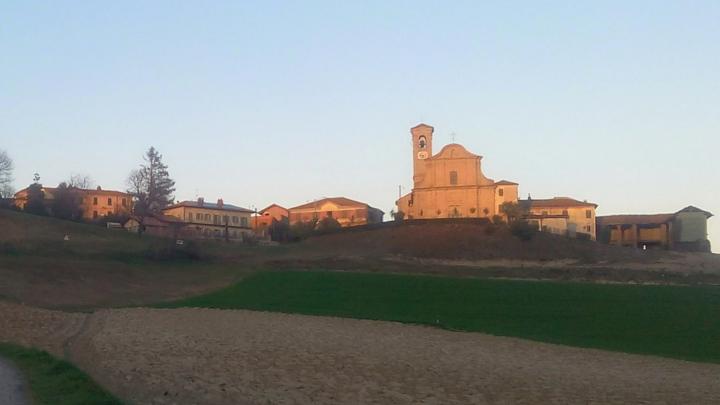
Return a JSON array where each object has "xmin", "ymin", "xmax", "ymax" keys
[
  {"xmin": 492, "ymin": 215, "xmax": 506, "ymax": 225},
  {"xmin": 577, "ymin": 232, "xmax": 592, "ymax": 241},
  {"xmin": 289, "ymin": 219, "xmax": 318, "ymax": 241},
  {"xmin": 510, "ymin": 220, "xmax": 537, "ymax": 241},
  {"xmin": 484, "ymin": 223, "xmax": 498, "ymax": 235},
  {"xmin": 268, "ymin": 218, "xmax": 290, "ymax": 242},
  {"xmin": 144, "ymin": 240, "xmax": 203, "ymax": 261}
]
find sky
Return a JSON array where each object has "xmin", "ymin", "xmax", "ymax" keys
[{"xmin": 1, "ymin": 1, "xmax": 718, "ymax": 251}]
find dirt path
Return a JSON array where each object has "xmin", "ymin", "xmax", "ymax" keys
[
  {"xmin": 3, "ymin": 302, "xmax": 720, "ymax": 404},
  {"xmin": 0, "ymin": 357, "xmax": 27, "ymax": 405}
]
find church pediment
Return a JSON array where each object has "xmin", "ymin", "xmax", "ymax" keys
[
  {"xmin": 320, "ymin": 202, "xmax": 339, "ymax": 211},
  {"xmin": 432, "ymin": 143, "xmax": 480, "ymax": 160}
]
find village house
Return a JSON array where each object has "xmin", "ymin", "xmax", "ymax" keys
[
  {"xmin": 252, "ymin": 204, "xmax": 289, "ymax": 237},
  {"xmin": 596, "ymin": 206, "xmax": 713, "ymax": 252},
  {"xmin": 520, "ymin": 197, "xmax": 598, "ymax": 240},
  {"xmin": 162, "ymin": 198, "xmax": 254, "ymax": 241},
  {"xmin": 14, "ymin": 185, "xmax": 132, "ymax": 220},
  {"xmin": 288, "ymin": 197, "xmax": 383, "ymax": 227},
  {"xmin": 396, "ymin": 123, "xmax": 519, "ymax": 219},
  {"xmin": 123, "ymin": 213, "xmax": 187, "ymax": 238}
]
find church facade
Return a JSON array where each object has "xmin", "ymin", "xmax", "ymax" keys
[{"xmin": 396, "ymin": 123, "xmax": 518, "ymax": 219}]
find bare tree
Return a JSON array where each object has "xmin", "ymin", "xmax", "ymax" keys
[
  {"xmin": 68, "ymin": 173, "xmax": 94, "ymax": 189},
  {"xmin": 0, "ymin": 149, "xmax": 14, "ymax": 198},
  {"xmin": 127, "ymin": 168, "xmax": 148, "ymax": 236}
]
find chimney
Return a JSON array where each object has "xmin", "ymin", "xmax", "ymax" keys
[
  {"xmin": 217, "ymin": 198, "xmax": 224, "ymax": 208},
  {"xmin": 197, "ymin": 197, "xmax": 204, "ymax": 206},
  {"xmin": 96, "ymin": 186, "xmax": 102, "ymax": 191}
]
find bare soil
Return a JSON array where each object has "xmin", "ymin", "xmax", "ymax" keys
[{"xmin": 2, "ymin": 302, "xmax": 720, "ymax": 404}]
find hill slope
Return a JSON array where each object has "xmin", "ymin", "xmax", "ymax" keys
[{"xmin": 299, "ymin": 220, "xmax": 665, "ymax": 263}]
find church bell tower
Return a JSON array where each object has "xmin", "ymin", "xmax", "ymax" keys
[{"xmin": 411, "ymin": 123, "xmax": 433, "ymax": 187}]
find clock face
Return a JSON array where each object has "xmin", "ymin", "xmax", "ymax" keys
[{"xmin": 417, "ymin": 151, "xmax": 429, "ymax": 160}]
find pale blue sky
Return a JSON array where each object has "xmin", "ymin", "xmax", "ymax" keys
[{"xmin": 1, "ymin": 1, "xmax": 718, "ymax": 250}]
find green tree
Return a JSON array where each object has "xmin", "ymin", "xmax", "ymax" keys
[
  {"xmin": 127, "ymin": 147, "xmax": 176, "ymax": 236},
  {"xmin": 24, "ymin": 183, "xmax": 47, "ymax": 215},
  {"xmin": 500, "ymin": 201, "xmax": 527, "ymax": 224},
  {"xmin": 391, "ymin": 209, "xmax": 405, "ymax": 222},
  {"xmin": 52, "ymin": 182, "xmax": 83, "ymax": 220},
  {"xmin": 289, "ymin": 219, "xmax": 318, "ymax": 241},
  {"xmin": 317, "ymin": 216, "xmax": 341, "ymax": 233},
  {"xmin": 269, "ymin": 217, "xmax": 290, "ymax": 242}
]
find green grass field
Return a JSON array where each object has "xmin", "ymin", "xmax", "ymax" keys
[
  {"xmin": 0, "ymin": 344, "xmax": 121, "ymax": 405},
  {"xmin": 165, "ymin": 270, "xmax": 720, "ymax": 363}
]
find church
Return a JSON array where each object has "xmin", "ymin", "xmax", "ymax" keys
[{"xmin": 396, "ymin": 123, "xmax": 519, "ymax": 219}]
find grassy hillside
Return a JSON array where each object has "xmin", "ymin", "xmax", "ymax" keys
[
  {"xmin": 296, "ymin": 220, "xmax": 671, "ymax": 263},
  {"xmin": 0, "ymin": 343, "xmax": 122, "ymax": 405},
  {"xmin": 0, "ymin": 209, "xmax": 253, "ymax": 309},
  {"xmin": 1, "ymin": 208, "xmax": 188, "ymax": 260},
  {"xmin": 164, "ymin": 270, "xmax": 720, "ymax": 363}
]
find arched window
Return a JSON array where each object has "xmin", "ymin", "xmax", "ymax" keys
[
  {"xmin": 449, "ymin": 171, "xmax": 458, "ymax": 185},
  {"xmin": 418, "ymin": 136, "xmax": 427, "ymax": 149}
]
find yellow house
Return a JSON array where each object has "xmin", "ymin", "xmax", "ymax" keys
[
  {"xmin": 397, "ymin": 123, "xmax": 519, "ymax": 219},
  {"xmin": 162, "ymin": 198, "xmax": 254, "ymax": 241},
  {"xmin": 520, "ymin": 197, "xmax": 598, "ymax": 240},
  {"xmin": 14, "ymin": 185, "xmax": 132, "ymax": 220},
  {"xmin": 288, "ymin": 197, "xmax": 383, "ymax": 227}
]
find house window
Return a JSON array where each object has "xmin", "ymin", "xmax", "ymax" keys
[
  {"xmin": 121, "ymin": 198, "xmax": 127, "ymax": 207},
  {"xmin": 223, "ymin": 215, "xmax": 229, "ymax": 224},
  {"xmin": 562, "ymin": 209, "xmax": 568, "ymax": 216},
  {"xmin": 107, "ymin": 198, "xmax": 112, "ymax": 205},
  {"xmin": 449, "ymin": 171, "xmax": 458, "ymax": 185},
  {"xmin": 498, "ymin": 188, "xmax": 504, "ymax": 197},
  {"xmin": 93, "ymin": 197, "xmax": 98, "ymax": 205},
  {"xmin": 327, "ymin": 211, "xmax": 333, "ymax": 218},
  {"xmin": 241, "ymin": 217, "xmax": 248, "ymax": 227},
  {"xmin": 196, "ymin": 213, "xmax": 202, "ymax": 221},
  {"xmin": 205, "ymin": 214, "xmax": 211, "ymax": 221},
  {"xmin": 232, "ymin": 216, "xmax": 238, "ymax": 224},
  {"xmin": 418, "ymin": 136, "xmax": 427, "ymax": 149},
  {"xmin": 213, "ymin": 215, "xmax": 220, "ymax": 225},
  {"xmin": 93, "ymin": 211, "xmax": 98, "ymax": 219},
  {"xmin": 542, "ymin": 211, "xmax": 548, "ymax": 216},
  {"xmin": 187, "ymin": 212, "xmax": 193, "ymax": 221},
  {"xmin": 585, "ymin": 209, "xmax": 592, "ymax": 218}
]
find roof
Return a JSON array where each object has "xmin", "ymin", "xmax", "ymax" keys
[
  {"xmin": 128, "ymin": 214, "xmax": 186, "ymax": 227},
  {"xmin": 259, "ymin": 204, "xmax": 288, "ymax": 214},
  {"xmin": 495, "ymin": 180, "xmax": 518, "ymax": 186},
  {"xmin": 411, "ymin": 123, "xmax": 434, "ymax": 131},
  {"xmin": 14, "ymin": 186, "xmax": 131, "ymax": 197},
  {"xmin": 433, "ymin": 143, "xmax": 480, "ymax": 159},
  {"xmin": 676, "ymin": 205, "xmax": 713, "ymax": 218},
  {"xmin": 289, "ymin": 197, "xmax": 374, "ymax": 211},
  {"xmin": 596, "ymin": 214, "xmax": 675, "ymax": 226},
  {"xmin": 163, "ymin": 200, "xmax": 253, "ymax": 213},
  {"xmin": 520, "ymin": 197, "xmax": 598, "ymax": 209},
  {"xmin": 597, "ymin": 205, "xmax": 713, "ymax": 226}
]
